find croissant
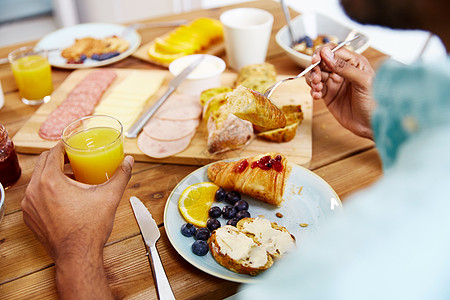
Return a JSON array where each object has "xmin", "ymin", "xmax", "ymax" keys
[
  {"xmin": 207, "ymin": 153, "xmax": 292, "ymax": 206},
  {"xmin": 226, "ymin": 85, "xmax": 286, "ymax": 130}
]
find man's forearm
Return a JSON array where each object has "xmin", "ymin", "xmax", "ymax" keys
[{"xmin": 55, "ymin": 249, "xmax": 114, "ymax": 300}]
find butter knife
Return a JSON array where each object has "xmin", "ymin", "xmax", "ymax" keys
[
  {"xmin": 125, "ymin": 55, "xmax": 205, "ymax": 138},
  {"xmin": 130, "ymin": 196, "xmax": 175, "ymax": 300}
]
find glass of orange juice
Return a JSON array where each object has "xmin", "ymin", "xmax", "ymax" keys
[
  {"xmin": 62, "ymin": 115, "xmax": 124, "ymax": 185},
  {"xmin": 8, "ymin": 46, "xmax": 53, "ymax": 105}
]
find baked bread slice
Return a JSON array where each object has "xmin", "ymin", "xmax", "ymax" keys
[
  {"xmin": 206, "ymin": 104, "xmax": 254, "ymax": 154},
  {"xmin": 200, "ymin": 87, "xmax": 233, "ymax": 106},
  {"xmin": 208, "ymin": 225, "xmax": 274, "ymax": 275},
  {"xmin": 235, "ymin": 63, "xmax": 277, "ymax": 93},
  {"xmin": 207, "ymin": 152, "xmax": 291, "ymax": 206},
  {"xmin": 226, "ymin": 85, "xmax": 286, "ymax": 130},
  {"xmin": 236, "ymin": 218, "xmax": 296, "ymax": 258},
  {"xmin": 253, "ymin": 104, "xmax": 303, "ymax": 133},
  {"xmin": 256, "ymin": 122, "xmax": 299, "ymax": 142}
]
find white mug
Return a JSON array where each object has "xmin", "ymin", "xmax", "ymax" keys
[{"xmin": 220, "ymin": 8, "xmax": 274, "ymax": 71}]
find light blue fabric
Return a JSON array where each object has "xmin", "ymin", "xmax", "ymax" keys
[{"xmin": 237, "ymin": 57, "xmax": 450, "ymax": 299}]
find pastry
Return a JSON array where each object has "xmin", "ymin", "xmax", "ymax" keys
[
  {"xmin": 207, "ymin": 152, "xmax": 291, "ymax": 205},
  {"xmin": 226, "ymin": 85, "xmax": 286, "ymax": 130}
]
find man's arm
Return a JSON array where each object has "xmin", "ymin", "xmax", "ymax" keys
[{"xmin": 21, "ymin": 142, "xmax": 134, "ymax": 299}]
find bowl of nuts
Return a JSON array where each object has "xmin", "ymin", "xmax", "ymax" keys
[{"xmin": 275, "ymin": 13, "xmax": 370, "ymax": 68}]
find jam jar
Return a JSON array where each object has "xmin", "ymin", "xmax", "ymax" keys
[{"xmin": 0, "ymin": 124, "xmax": 21, "ymax": 189}]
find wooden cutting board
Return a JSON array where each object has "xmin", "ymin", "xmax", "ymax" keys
[{"xmin": 12, "ymin": 68, "xmax": 312, "ymax": 167}]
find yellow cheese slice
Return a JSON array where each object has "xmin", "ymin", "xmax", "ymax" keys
[
  {"xmin": 112, "ymin": 72, "xmax": 166, "ymax": 98},
  {"xmin": 95, "ymin": 103, "xmax": 142, "ymax": 116}
]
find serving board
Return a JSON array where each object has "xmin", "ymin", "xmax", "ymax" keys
[{"xmin": 13, "ymin": 68, "xmax": 312, "ymax": 167}]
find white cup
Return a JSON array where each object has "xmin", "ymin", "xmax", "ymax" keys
[{"xmin": 220, "ymin": 8, "xmax": 274, "ymax": 71}]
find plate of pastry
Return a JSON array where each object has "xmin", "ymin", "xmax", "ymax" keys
[
  {"xmin": 36, "ymin": 23, "xmax": 141, "ymax": 69},
  {"xmin": 164, "ymin": 152, "xmax": 342, "ymax": 283}
]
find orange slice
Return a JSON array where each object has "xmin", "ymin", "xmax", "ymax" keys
[{"xmin": 178, "ymin": 182, "xmax": 219, "ymax": 227}]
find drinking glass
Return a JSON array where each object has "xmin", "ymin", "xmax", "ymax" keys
[
  {"xmin": 62, "ymin": 115, "xmax": 124, "ymax": 185},
  {"xmin": 9, "ymin": 46, "xmax": 53, "ymax": 105}
]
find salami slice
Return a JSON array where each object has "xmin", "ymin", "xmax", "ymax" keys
[
  {"xmin": 137, "ymin": 130, "xmax": 195, "ymax": 158},
  {"xmin": 39, "ymin": 69, "xmax": 117, "ymax": 140}
]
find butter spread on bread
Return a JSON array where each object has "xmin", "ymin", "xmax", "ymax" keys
[
  {"xmin": 208, "ymin": 218, "xmax": 296, "ymax": 275},
  {"xmin": 237, "ymin": 218, "xmax": 296, "ymax": 258},
  {"xmin": 209, "ymin": 225, "xmax": 274, "ymax": 275}
]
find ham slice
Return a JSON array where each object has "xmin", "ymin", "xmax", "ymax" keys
[
  {"xmin": 155, "ymin": 93, "xmax": 202, "ymax": 120},
  {"xmin": 143, "ymin": 118, "xmax": 199, "ymax": 141},
  {"xmin": 138, "ymin": 130, "xmax": 195, "ymax": 158},
  {"xmin": 138, "ymin": 93, "xmax": 202, "ymax": 158}
]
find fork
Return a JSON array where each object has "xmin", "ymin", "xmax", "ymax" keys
[{"xmin": 263, "ymin": 35, "xmax": 360, "ymax": 99}]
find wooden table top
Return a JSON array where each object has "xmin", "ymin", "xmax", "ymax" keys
[{"xmin": 0, "ymin": 1, "xmax": 386, "ymax": 299}]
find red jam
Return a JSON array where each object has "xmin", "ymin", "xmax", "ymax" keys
[
  {"xmin": 251, "ymin": 155, "xmax": 283, "ymax": 172},
  {"xmin": 0, "ymin": 124, "xmax": 21, "ymax": 189},
  {"xmin": 235, "ymin": 159, "xmax": 249, "ymax": 173}
]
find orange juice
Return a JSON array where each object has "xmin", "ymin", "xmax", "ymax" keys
[
  {"xmin": 11, "ymin": 54, "xmax": 53, "ymax": 101},
  {"xmin": 65, "ymin": 127, "xmax": 124, "ymax": 184}
]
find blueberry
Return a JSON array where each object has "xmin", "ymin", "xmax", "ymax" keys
[
  {"xmin": 225, "ymin": 191, "xmax": 241, "ymax": 205},
  {"xmin": 194, "ymin": 227, "xmax": 210, "ymax": 241},
  {"xmin": 222, "ymin": 205, "xmax": 237, "ymax": 219},
  {"xmin": 180, "ymin": 223, "xmax": 197, "ymax": 237},
  {"xmin": 209, "ymin": 206, "xmax": 222, "ymax": 218},
  {"xmin": 91, "ymin": 53, "xmax": 100, "ymax": 60},
  {"xmin": 233, "ymin": 200, "xmax": 249, "ymax": 212},
  {"xmin": 101, "ymin": 51, "xmax": 120, "ymax": 60},
  {"xmin": 191, "ymin": 240, "xmax": 209, "ymax": 256},
  {"xmin": 227, "ymin": 217, "xmax": 240, "ymax": 226},
  {"xmin": 236, "ymin": 210, "xmax": 251, "ymax": 220},
  {"xmin": 80, "ymin": 54, "xmax": 87, "ymax": 61},
  {"xmin": 322, "ymin": 36, "xmax": 330, "ymax": 43},
  {"xmin": 297, "ymin": 36, "xmax": 306, "ymax": 44},
  {"xmin": 304, "ymin": 36, "xmax": 313, "ymax": 48},
  {"xmin": 207, "ymin": 218, "xmax": 221, "ymax": 232},
  {"xmin": 215, "ymin": 188, "xmax": 226, "ymax": 202}
]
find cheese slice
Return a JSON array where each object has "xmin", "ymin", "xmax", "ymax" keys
[
  {"xmin": 94, "ymin": 71, "xmax": 166, "ymax": 132},
  {"xmin": 112, "ymin": 72, "xmax": 166, "ymax": 98}
]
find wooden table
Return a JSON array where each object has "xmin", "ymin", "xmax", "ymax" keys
[{"xmin": 0, "ymin": 1, "xmax": 386, "ymax": 299}]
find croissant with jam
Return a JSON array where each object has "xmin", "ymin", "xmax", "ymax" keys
[{"xmin": 207, "ymin": 152, "xmax": 292, "ymax": 206}]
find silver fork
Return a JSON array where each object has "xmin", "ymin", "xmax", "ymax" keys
[{"xmin": 263, "ymin": 35, "xmax": 360, "ymax": 99}]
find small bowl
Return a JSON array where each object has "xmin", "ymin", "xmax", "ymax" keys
[
  {"xmin": 276, "ymin": 13, "xmax": 370, "ymax": 68},
  {"xmin": 169, "ymin": 54, "xmax": 226, "ymax": 97},
  {"xmin": 0, "ymin": 183, "xmax": 5, "ymax": 224}
]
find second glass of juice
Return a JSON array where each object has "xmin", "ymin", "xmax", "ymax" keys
[
  {"xmin": 62, "ymin": 115, "xmax": 124, "ymax": 185},
  {"xmin": 9, "ymin": 46, "xmax": 53, "ymax": 105}
]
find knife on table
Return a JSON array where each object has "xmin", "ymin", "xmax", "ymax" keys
[
  {"xmin": 125, "ymin": 55, "xmax": 205, "ymax": 138},
  {"xmin": 130, "ymin": 196, "xmax": 175, "ymax": 300}
]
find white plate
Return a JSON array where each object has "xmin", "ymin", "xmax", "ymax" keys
[
  {"xmin": 36, "ymin": 23, "xmax": 141, "ymax": 69},
  {"xmin": 164, "ymin": 160, "xmax": 343, "ymax": 283}
]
